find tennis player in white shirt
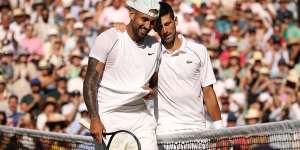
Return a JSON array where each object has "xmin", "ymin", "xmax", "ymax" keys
[
  {"xmin": 154, "ymin": 2, "xmax": 224, "ymax": 135},
  {"xmin": 83, "ymin": 0, "xmax": 160, "ymax": 149}
]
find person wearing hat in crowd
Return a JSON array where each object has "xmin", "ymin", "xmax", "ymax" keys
[
  {"xmin": 67, "ymin": 49, "xmax": 83, "ymax": 79},
  {"xmin": 220, "ymin": 36, "xmax": 245, "ymax": 68},
  {"xmin": 0, "ymin": 75, "xmax": 11, "ymax": 115},
  {"xmin": 153, "ymin": 2, "xmax": 223, "ymax": 136},
  {"xmin": 82, "ymin": 11, "xmax": 97, "ymax": 48},
  {"xmin": 11, "ymin": 50, "xmax": 37, "ymax": 99},
  {"xmin": 0, "ymin": 14, "xmax": 17, "ymax": 52},
  {"xmin": 10, "ymin": 8, "xmax": 29, "ymax": 44},
  {"xmin": 36, "ymin": 96, "xmax": 60, "ymax": 131},
  {"xmin": 64, "ymin": 21, "xmax": 87, "ymax": 53},
  {"xmin": 265, "ymin": 34, "xmax": 289, "ymax": 76},
  {"xmin": 37, "ymin": 60, "xmax": 55, "ymax": 93},
  {"xmin": 31, "ymin": 0, "xmax": 46, "ymax": 23},
  {"xmin": 0, "ymin": 48, "xmax": 14, "ymax": 81},
  {"xmin": 83, "ymin": 0, "xmax": 160, "ymax": 148},
  {"xmin": 46, "ymin": 38, "xmax": 65, "ymax": 68},
  {"xmin": 20, "ymin": 78, "xmax": 45, "ymax": 118},
  {"xmin": 244, "ymin": 108, "xmax": 261, "ymax": 125}
]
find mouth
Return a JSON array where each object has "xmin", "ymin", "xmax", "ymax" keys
[
  {"xmin": 163, "ymin": 34, "xmax": 173, "ymax": 42},
  {"xmin": 139, "ymin": 29, "xmax": 149, "ymax": 36}
]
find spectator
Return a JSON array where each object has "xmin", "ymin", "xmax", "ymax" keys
[
  {"xmin": 0, "ymin": 49, "xmax": 14, "ymax": 81},
  {"xmin": 0, "ymin": 75, "xmax": 10, "ymax": 114},
  {"xmin": 19, "ymin": 23, "xmax": 43, "ymax": 56},
  {"xmin": 20, "ymin": 78, "xmax": 45, "ymax": 118},
  {"xmin": 7, "ymin": 95, "xmax": 24, "ymax": 127},
  {"xmin": 0, "ymin": 111, "xmax": 7, "ymax": 125},
  {"xmin": 36, "ymin": 96, "xmax": 59, "ymax": 130},
  {"xmin": 98, "ymin": 0, "xmax": 130, "ymax": 30}
]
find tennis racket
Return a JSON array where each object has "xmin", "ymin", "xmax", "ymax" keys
[{"xmin": 80, "ymin": 118, "xmax": 141, "ymax": 150}]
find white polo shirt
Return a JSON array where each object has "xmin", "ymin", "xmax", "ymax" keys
[
  {"xmin": 156, "ymin": 35, "xmax": 216, "ymax": 135},
  {"xmin": 89, "ymin": 28, "xmax": 160, "ymax": 114}
]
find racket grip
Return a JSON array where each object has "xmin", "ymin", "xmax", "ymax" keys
[{"xmin": 80, "ymin": 118, "xmax": 91, "ymax": 130}]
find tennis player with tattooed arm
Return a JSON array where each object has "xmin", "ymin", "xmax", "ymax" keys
[
  {"xmin": 83, "ymin": 0, "xmax": 160, "ymax": 149},
  {"xmin": 154, "ymin": 2, "xmax": 223, "ymax": 135}
]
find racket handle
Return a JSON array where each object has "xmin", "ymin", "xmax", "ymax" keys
[{"xmin": 79, "ymin": 118, "xmax": 91, "ymax": 130}]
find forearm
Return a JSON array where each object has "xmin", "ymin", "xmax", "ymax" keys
[
  {"xmin": 203, "ymin": 85, "xmax": 222, "ymax": 121},
  {"xmin": 83, "ymin": 79, "xmax": 99, "ymax": 118},
  {"xmin": 83, "ymin": 57, "xmax": 104, "ymax": 118}
]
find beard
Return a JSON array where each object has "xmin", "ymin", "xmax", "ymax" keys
[{"xmin": 162, "ymin": 32, "xmax": 176, "ymax": 45}]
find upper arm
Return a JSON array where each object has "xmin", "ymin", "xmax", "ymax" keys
[
  {"xmin": 84, "ymin": 57, "xmax": 105, "ymax": 82},
  {"xmin": 197, "ymin": 45, "xmax": 216, "ymax": 87}
]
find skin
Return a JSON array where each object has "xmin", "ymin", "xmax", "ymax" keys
[
  {"xmin": 156, "ymin": 13, "xmax": 222, "ymax": 122},
  {"xmin": 83, "ymin": 9, "xmax": 157, "ymax": 143}
]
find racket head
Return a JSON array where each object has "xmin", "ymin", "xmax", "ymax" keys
[{"xmin": 106, "ymin": 130, "xmax": 141, "ymax": 150}]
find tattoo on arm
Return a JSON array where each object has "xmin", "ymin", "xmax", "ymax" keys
[{"xmin": 83, "ymin": 57, "xmax": 105, "ymax": 118}]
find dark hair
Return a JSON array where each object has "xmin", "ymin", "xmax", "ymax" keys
[
  {"xmin": 0, "ymin": 111, "xmax": 7, "ymax": 125},
  {"xmin": 9, "ymin": 95, "xmax": 18, "ymax": 102},
  {"xmin": 159, "ymin": 2, "xmax": 175, "ymax": 20},
  {"xmin": 155, "ymin": 2, "xmax": 175, "ymax": 31}
]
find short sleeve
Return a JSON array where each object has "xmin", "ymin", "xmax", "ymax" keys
[
  {"xmin": 199, "ymin": 46, "xmax": 216, "ymax": 87},
  {"xmin": 89, "ymin": 28, "xmax": 119, "ymax": 63}
]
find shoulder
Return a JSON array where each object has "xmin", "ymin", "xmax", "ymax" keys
[
  {"xmin": 186, "ymin": 39, "xmax": 208, "ymax": 56},
  {"xmin": 94, "ymin": 28, "xmax": 120, "ymax": 44},
  {"xmin": 98, "ymin": 28, "xmax": 119, "ymax": 38}
]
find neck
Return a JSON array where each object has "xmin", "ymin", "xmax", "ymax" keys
[
  {"xmin": 163, "ymin": 34, "xmax": 181, "ymax": 52},
  {"xmin": 126, "ymin": 24, "xmax": 143, "ymax": 43}
]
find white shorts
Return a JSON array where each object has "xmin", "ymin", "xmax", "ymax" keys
[{"xmin": 101, "ymin": 111, "xmax": 158, "ymax": 150}]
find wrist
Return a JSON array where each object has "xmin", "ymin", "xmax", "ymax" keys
[{"xmin": 213, "ymin": 120, "xmax": 224, "ymax": 129}]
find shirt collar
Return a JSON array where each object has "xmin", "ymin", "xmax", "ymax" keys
[{"xmin": 162, "ymin": 34, "xmax": 187, "ymax": 55}]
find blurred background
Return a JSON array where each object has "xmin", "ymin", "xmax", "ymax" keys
[{"xmin": 0, "ymin": 0, "xmax": 299, "ymax": 135}]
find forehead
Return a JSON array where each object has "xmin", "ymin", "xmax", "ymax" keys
[{"xmin": 159, "ymin": 14, "xmax": 173, "ymax": 23}]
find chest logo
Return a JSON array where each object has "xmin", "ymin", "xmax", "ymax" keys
[
  {"xmin": 186, "ymin": 60, "xmax": 193, "ymax": 64},
  {"xmin": 148, "ymin": 53, "xmax": 155, "ymax": 56}
]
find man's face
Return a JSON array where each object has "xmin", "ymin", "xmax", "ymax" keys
[
  {"xmin": 131, "ymin": 10, "xmax": 156, "ymax": 39},
  {"xmin": 156, "ymin": 14, "xmax": 177, "ymax": 45},
  {"xmin": 1, "ymin": 15, "xmax": 10, "ymax": 29}
]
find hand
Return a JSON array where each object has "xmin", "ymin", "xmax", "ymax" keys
[
  {"xmin": 90, "ymin": 116, "xmax": 106, "ymax": 143},
  {"xmin": 143, "ymin": 86, "xmax": 156, "ymax": 100}
]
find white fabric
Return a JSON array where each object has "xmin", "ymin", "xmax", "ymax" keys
[
  {"xmin": 126, "ymin": 0, "xmax": 160, "ymax": 18},
  {"xmin": 89, "ymin": 28, "xmax": 160, "ymax": 149},
  {"xmin": 36, "ymin": 113, "xmax": 47, "ymax": 130},
  {"xmin": 102, "ymin": 111, "xmax": 157, "ymax": 150},
  {"xmin": 156, "ymin": 35, "xmax": 216, "ymax": 135},
  {"xmin": 89, "ymin": 28, "xmax": 160, "ymax": 113}
]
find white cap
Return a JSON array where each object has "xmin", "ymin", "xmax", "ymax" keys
[
  {"xmin": 74, "ymin": 22, "xmax": 84, "ymax": 29},
  {"xmin": 47, "ymin": 28, "xmax": 59, "ymax": 36},
  {"xmin": 78, "ymin": 103, "xmax": 87, "ymax": 112},
  {"xmin": 126, "ymin": 0, "xmax": 160, "ymax": 18}
]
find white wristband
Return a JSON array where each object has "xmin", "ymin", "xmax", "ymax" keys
[{"xmin": 213, "ymin": 120, "xmax": 224, "ymax": 129}]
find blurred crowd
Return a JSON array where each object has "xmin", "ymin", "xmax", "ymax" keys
[{"xmin": 0, "ymin": 0, "xmax": 299, "ymax": 135}]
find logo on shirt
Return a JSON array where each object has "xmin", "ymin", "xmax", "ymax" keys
[
  {"xmin": 186, "ymin": 60, "xmax": 193, "ymax": 64},
  {"xmin": 148, "ymin": 53, "xmax": 155, "ymax": 56}
]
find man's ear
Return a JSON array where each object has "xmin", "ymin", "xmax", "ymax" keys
[
  {"xmin": 175, "ymin": 17, "xmax": 178, "ymax": 26},
  {"xmin": 129, "ymin": 9, "xmax": 136, "ymax": 20}
]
